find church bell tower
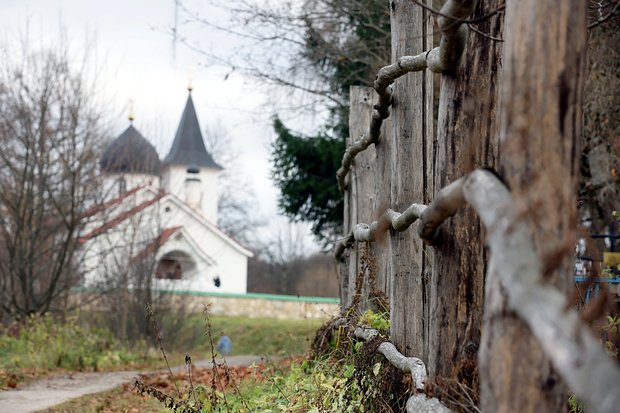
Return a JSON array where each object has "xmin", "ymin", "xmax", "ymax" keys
[{"xmin": 161, "ymin": 87, "xmax": 222, "ymax": 222}]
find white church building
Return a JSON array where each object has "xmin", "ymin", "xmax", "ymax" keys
[{"xmin": 79, "ymin": 90, "xmax": 253, "ymax": 294}]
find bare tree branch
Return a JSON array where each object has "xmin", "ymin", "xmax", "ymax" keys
[
  {"xmin": 335, "ymin": 203, "xmax": 427, "ymax": 260},
  {"xmin": 336, "ymin": 0, "xmax": 478, "ymax": 192},
  {"xmin": 419, "ymin": 170, "xmax": 620, "ymax": 413},
  {"xmin": 354, "ymin": 326, "xmax": 428, "ymax": 390},
  {"xmin": 0, "ymin": 35, "xmax": 107, "ymax": 318}
]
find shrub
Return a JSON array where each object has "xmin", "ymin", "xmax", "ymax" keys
[{"xmin": 0, "ymin": 314, "xmax": 142, "ymax": 374}]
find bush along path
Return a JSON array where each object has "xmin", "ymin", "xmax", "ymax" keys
[{"xmin": 0, "ymin": 355, "xmax": 267, "ymax": 413}]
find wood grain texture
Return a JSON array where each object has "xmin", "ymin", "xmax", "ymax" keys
[
  {"xmin": 342, "ymin": 87, "xmax": 377, "ymax": 310},
  {"xmin": 352, "ymin": 87, "xmax": 378, "ymax": 311},
  {"xmin": 366, "ymin": 87, "xmax": 393, "ymax": 311},
  {"xmin": 427, "ymin": 0, "xmax": 503, "ymax": 381},
  {"xmin": 479, "ymin": 0, "xmax": 587, "ymax": 411},
  {"xmin": 389, "ymin": 0, "xmax": 434, "ymax": 358}
]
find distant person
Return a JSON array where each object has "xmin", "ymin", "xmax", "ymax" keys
[{"xmin": 216, "ymin": 334, "xmax": 232, "ymax": 356}]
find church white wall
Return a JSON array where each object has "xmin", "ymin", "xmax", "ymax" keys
[
  {"xmin": 152, "ymin": 244, "xmax": 247, "ymax": 294},
  {"xmin": 80, "ymin": 189, "xmax": 248, "ymax": 295},
  {"xmin": 80, "ymin": 199, "xmax": 164, "ymax": 289},
  {"xmin": 126, "ymin": 173, "xmax": 160, "ymax": 191},
  {"xmin": 159, "ymin": 198, "xmax": 247, "ymax": 293},
  {"xmin": 161, "ymin": 165, "xmax": 219, "ymax": 223},
  {"xmin": 199, "ymin": 168, "xmax": 219, "ymax": 224}
]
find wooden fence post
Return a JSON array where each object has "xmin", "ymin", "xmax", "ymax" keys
[
  {"xmin": 342, "ymin": 87, "xmax": 381, "ymax": 309},
  {"xmin": 373, "ymin": 94, "xmax": 392, "ymax": 307},
  {"xmin": 479, "ymin": 0, "xmax": 587, "ymax": 411},
  {"xmin": 389, "ymin": 0, "xmax": 434, "ymax": 358},
  {"xmin": 349, "ymin": 86, "xmax": 393, "ymax": 313},
  {"xmin": 428, "ymin": 0, "xmax": 504, "ymax": 384}
]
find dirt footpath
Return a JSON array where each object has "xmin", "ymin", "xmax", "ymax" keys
[{"xmin": 0, "ymin": 355, "xmax": 266, "ymax": 413}]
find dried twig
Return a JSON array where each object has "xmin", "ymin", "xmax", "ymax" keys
[
  {"xmin": 202, "ymin": 304, "xmax": 231, "ymax": 409},
  {"xmin": 467, "ymin": 23, "xmax": 503, "ymax": 42},
  {"xmin": 410, "ymin": 1, "xmax": 505, "ymax": 25},
  {"xmin": 134, "ymin": 379, "xmax": 199, "ymax": 413},
  {"xmin": 185, "ymin": 354, "xmax": 199, "ymax": 410},
  {"xmin": 407, "ymin": 394, "xmax": 455, "ymax": 413},
  {"xmin": 146, "ymin": 304, "xmax": 181, "ymax": 397}
]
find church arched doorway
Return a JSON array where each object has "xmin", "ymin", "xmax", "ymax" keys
[{"xmin": 155, "ymin": 250, "xmax": 196, "ymax": 280}]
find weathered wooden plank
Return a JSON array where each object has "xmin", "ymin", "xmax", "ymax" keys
[
  {"xmin": 351, "ymin": 86, "xmax": 377, "ymax": 311},
  {"xmin": 342, "ymin": 87, "xmax": 377, "ymax": 309},
  {"xmin": 339, "ymin": 180, "xmax": 350, "ymax": 306},
  {"xmin": 345, "ymin": 109, "xmax": 359, "ymax": 309},
  {"xmin": 418, "ymin": 169, "xmax": 620, "ymax": 413},
  {"xmin": 389, "ymin": 0, "xmax": 433, "ymax": 358},
  {"xmin": 373, "ymin": 93, "xmax": 392, "ymax": 310},
  {"xmin": 479, "ymin": 0, "xmax": 587, "ymax": 411},
  {"xmin": 339, "ymin": 135, "xmax": 351, "ymax": 306},
  {"xmin": 427, "ymin": 0, "xmax": 504, "ymax": 385}
]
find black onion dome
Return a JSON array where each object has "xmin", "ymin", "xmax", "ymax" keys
[
  {"xmin": 164, "ymin": 94, "xmax": 222, "ymax": 170},
  {"xmin": 100, "ymin": 125, "xmax": 161, "ymax": 175}
]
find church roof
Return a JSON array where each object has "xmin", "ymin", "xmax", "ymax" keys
[
  {"xmin": 131, "ymin": 226, "xmax": 182, "ymax": 263},
  {"xmin": 164, "ymin": 93, "xmax": 222, "ymax": 170},
  {"xmin": 79, "ymin": 186, "xmax": 253, "ymax": 257},
  {"xmin": 79, "ymin": 190, "xmax": 166, "ymax": 242},
  {"xmin": 100, "ymin": 125, "xmax": 161, "ymax": 175}
]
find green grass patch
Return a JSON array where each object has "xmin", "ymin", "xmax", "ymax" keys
[
  {"xmin": 134, "ymin": 316, "xmax": 408, "ymax": 412},
  {"xmin": 0, "ymin": 314, "xmax": 155, "ymax": 388},
  {"xmin": 0, "ymin": 315, "xmax": 147, "ymax": 371},
  {"xmin": 0, "ymin": 312, "xmax": 323, "ymax": 388},
  {"xmin": 149, "ymin": 354, "xmax": 405, "ymax": 412},
  {"xmin": 158, "ymin": 314, "xmax": 323, "ymax": 358}
]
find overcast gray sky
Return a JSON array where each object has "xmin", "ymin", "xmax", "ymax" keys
[{"xmin": 2, "ymin": 0, "xmax": 321, "ymax": 253}]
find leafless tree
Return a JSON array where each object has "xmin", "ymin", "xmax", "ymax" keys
[
  {"xmin": 0, "ymin": 36, "xmax": 108, "ymax": 319},
  {"xmin": 203, "ymin": 121, "xmax": 265, "ymax": 246},
  {"xmin": 247, "ymin": 221, "xmax": 310, "ymax": 294},
  {"xmin": 82, "ymin": 197, "xmax": 164, "ymax": 341},
  {"xmin": 292, "ymin": 253, "xmax": 339, "ymax": 297},
  {"xmin": 173, "ymin": 0, "xmax": 390, "ymax": 117}
]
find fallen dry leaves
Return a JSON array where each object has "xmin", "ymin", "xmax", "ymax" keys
[
  {"xmin": 41, "ymin": 360, "xmax": 293, "ymax": 413},
  {"xmin": 135, "ymin": 360, "xmax": 279, "ymax": 393}
]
